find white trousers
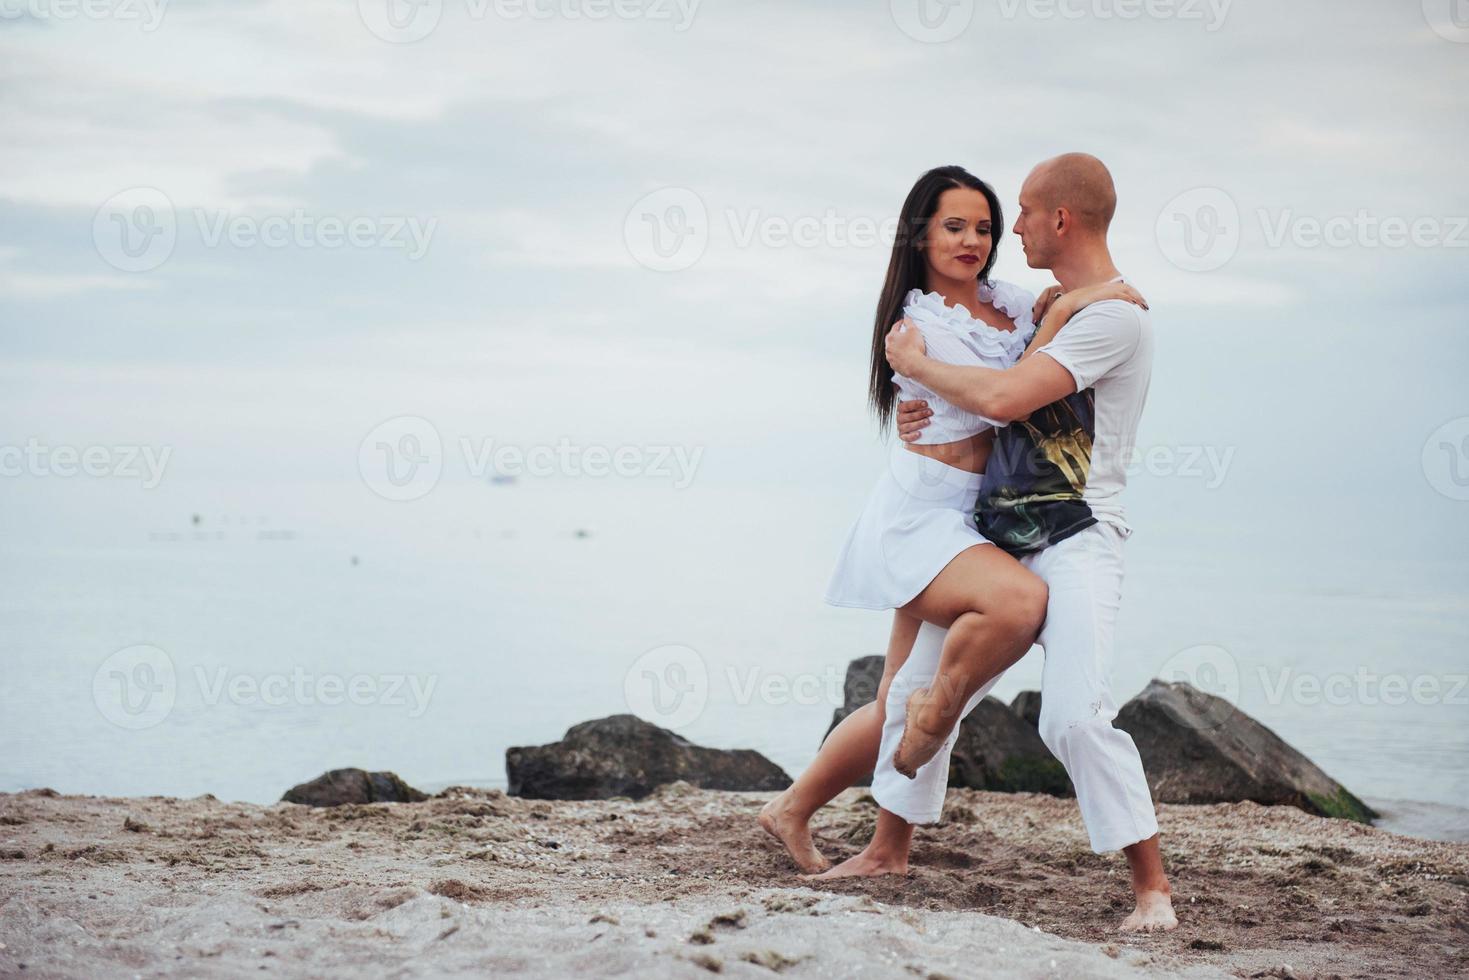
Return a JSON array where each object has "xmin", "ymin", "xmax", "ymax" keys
[{"xmin": 870, "ymin": 522, "xmax": 1160, "ymax": 854}]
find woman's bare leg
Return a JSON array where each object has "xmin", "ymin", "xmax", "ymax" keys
[
  {"xmin": 805, "ymin": 808, "xmax": 914, "ymax": 880},
  {"xmin": 813, "ymin": 546, "xmax": 1047, "ymax": 879},
  {"xmin": 893, "ymin": 546, "xmax": 1048, "ymax": 778},
  {"xmin": 760, "ymin": 611, "xmax": 920, "ymax": 872}
]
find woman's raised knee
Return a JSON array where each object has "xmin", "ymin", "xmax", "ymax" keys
[{"xmin": 991, "ymin": 574, "xmax": 1047, "ymax": 640}]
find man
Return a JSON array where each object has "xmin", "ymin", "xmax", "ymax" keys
[{"xmin": 878, "ymin": 153, "xmax": 1177, "ymax": 932}]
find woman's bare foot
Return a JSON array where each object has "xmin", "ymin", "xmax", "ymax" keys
[
  {"xmin": 1119, "ymin": 889, "xmax": 1178, "ymax": 932},
  {"xmin": 892, "ymin": 686, "xmax": 951, "ymax": 778},
  {"xmin": 803, "ymin": 844, "xmax": 908, "ymax": 880},
  {"xmin": 759, "ymin": 790, "xmax": 831, "ymax": 874}
]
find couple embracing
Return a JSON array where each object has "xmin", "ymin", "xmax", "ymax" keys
[{"xmin": 760, "ymin": 153, "xmax": 1178, "ymax": 933}]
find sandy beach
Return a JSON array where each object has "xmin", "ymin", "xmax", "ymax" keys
[{"xmin": 2, "ymin": 783, "xmax": 1465, "ymax": 979}]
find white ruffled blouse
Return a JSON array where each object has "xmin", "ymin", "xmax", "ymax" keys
[{"xmin": 892, "ymin": 279, "xmax": 1038, "ymax": 445}]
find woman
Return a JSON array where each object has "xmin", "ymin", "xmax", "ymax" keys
[{"xmin": 760, "ymin": 166, "xmax": 1144, "ymax": 877}]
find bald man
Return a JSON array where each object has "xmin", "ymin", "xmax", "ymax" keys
[{"xmin": 875, "ymin": 154, "xmax": 1178, "ymax": 932}]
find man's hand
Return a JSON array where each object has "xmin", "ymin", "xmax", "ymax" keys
[
  {"xmin": 884, "ymin": 318, "xmax": 927, "ymax": 377},
  {"xmin": 895, "ymin": 398, "xmax": 932, "ymax": 442}
]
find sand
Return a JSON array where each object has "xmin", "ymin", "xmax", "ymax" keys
[{"xmin": 1, "ymin": 784, "xmax": 1466, "ymax": 979}]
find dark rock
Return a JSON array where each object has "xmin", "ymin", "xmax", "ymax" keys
[
  {"xmin": 281, "ymin": 769, "xmax": 427, "ymax": 807},
  {"xmin": 949, "ymin": 697, "xmax": 1072, "ymax": 796},
  {"xmin": 822, "ymin": 656, "xmax": 884, "ymax": 742},
  {"xmin": 820, "ymin": 656, "xmax": 886, "ymax": 787},
  {"xmin": 506, "ymin": 714, "xmax": 791, "ymax": 800},
  {"xmin": 1011, "ymin": 690, "xmax": 1043, "ymax": 729},
  {"xmin": 1116, "ymin": 680, "xmax": 1377, "ymax": 823}
]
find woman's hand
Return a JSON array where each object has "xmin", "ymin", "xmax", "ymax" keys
[
  {"xmin": 1032, "ymin": 285, "xmax": 1064, "ymax": 323},
  {"xmin": 1021, "ymin": 281, "xmax": 1149, "ymax": 361},
  {"xmin": 1051, "ymin": 281, "xmax": 1148, "ymax": 323}
]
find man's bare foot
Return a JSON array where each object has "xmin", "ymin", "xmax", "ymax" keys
[
  {"xmin": 759, "ymin": 791, "xmax": 831, "ymax": 874},
  {"xmin": 803, "ymin": 846, "xmax": 908, "ymax": 880},
  {"xmin": 892, "ymin": 687, "xmax": 950, "ymax": 779},
  {"xmin": 1119, "ymin": 889, "xmax": 1178, "ymax": 932}
]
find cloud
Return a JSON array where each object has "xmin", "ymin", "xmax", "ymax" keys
[{"xmin": 0, "ymin": 0, "xmax": 1465, "ymax": 562}]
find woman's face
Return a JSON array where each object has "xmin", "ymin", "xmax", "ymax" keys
[{"xmin": 922, "ymin": 187, "xmax": 993, "ymax": 283}]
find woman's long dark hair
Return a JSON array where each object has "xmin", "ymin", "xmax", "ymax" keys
[{"xmin": 868, "ymin": 166, "xmax": 1004, "ymax": 430}]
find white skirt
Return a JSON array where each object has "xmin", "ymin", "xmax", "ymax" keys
[{"xmin": 824, "ymin": 443, "xmax": 992, "ymax": 611}]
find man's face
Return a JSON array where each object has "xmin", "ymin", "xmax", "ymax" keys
[{"xmin": 1012, "ymin": 173, "xmax": 1059, "ymax": 270}]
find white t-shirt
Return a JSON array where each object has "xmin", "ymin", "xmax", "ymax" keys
[{"xmin": 973, "ymin": 297, "xmax": 1153, "ymax": 554}]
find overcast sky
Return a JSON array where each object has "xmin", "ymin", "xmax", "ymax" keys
[{"xmin": 2, "ymin": 0, "xmax": 1467, "ymax": 560}]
